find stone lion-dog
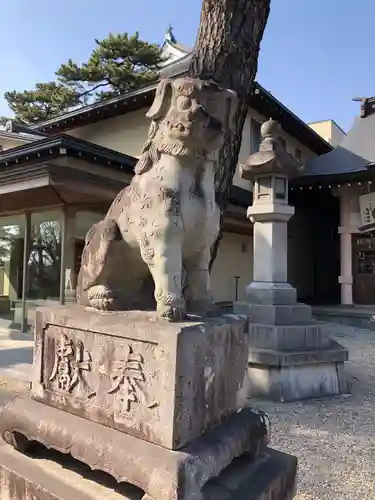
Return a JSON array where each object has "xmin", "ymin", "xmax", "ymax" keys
[{"xmin": 77, "ymin": 77, "xmax": 237, "ymax": 320}]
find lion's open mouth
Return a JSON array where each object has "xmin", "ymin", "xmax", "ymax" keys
[{"xmin": 168, "ymin": 121, "xmax": 191, "ymax": 134}]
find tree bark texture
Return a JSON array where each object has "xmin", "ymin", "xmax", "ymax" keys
[{"xmin": 189, "ymin": 0, "xmax": 271, "ymax": 270}]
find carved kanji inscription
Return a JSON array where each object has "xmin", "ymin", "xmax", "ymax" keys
[
  {"xmin": 107, "ymin": 344, "xmax": 157, "ymax": 413},
  {"xmin": 49, "ymin": 334, "xmax": 95, "ymax": 397}
]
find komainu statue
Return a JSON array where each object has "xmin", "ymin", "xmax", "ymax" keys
[{"xmin": 77, "ymin": 77, "xmax": 237, "ymax": 320}]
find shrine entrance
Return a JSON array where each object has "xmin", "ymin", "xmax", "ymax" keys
[{"xmin": 353, "ymin": 232, "xmax": 375, "ymax": 304}]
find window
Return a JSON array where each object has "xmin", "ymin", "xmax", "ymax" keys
[
  {"xmin": 250, "ymin": 119, "xmax": 262, "ymax": 154},
  {"xmin": 279, "ymin": 137, "xmax": 286, "ymax": 150},
  {"xmin": 295, "ymin": 148, "xmax": 302, "ymax": 164},
  {"xmin": 275, "ymin": 177, "xmax": 286, "ymax": 200},
  {"xmin": 27, "ymin": 211, "xmax": 62, "ymax": 301}
]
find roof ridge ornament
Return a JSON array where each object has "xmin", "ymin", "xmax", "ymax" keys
[
  {"xmin": 164, "ymin": 24, "xmax": 177, "ymax": 44},
  {"xmin": 352, "ymin": 96, "xmax": 375, "ymax": 118},
  {"xmin": 4, "ymin": 120, "xmax": 13, "ymax": 132}
]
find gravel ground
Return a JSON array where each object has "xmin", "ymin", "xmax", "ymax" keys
[{"xmin": 250, "ymin": 324, "xmax": 375, "ymax": 500}]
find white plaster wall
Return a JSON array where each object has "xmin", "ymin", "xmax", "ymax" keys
[
  {"xmin": 308, "ymin": 120, "xmax": 346, "ymax": 148},
  {"xmin": 67, "ymin": 106, "xmax": 317, "ymax": 192},
  {"xmin": 331, "ymin": 123, "xmax": 346, "ymax": 147},
  {"xmin": 0, "ymin": 138, "xmax": 29, "ymax": 151},
  {"xmin": 69, "ymin": 109, "xmax": 150, "ymax": 159},
  {"xmin": 210, "ymin": 232, "xmax": 253, "ymax": 302},
  {"xmin": 308, "ymin": 121, "xmax": 331, "ymax": 145}
]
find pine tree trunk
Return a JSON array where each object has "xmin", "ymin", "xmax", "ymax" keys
[{"xmin": 189, "ymin": 0, "xmax": 271, "ymax": 269}]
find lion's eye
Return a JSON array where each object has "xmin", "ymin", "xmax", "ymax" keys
[{"xmin": 177, "ymin": 96, "xmax": 192, "ymax": 110}]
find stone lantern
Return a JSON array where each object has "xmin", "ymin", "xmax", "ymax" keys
[
  {"xmin": 241, "ymin": 119, "xmax": 300, "ymax": 306},
  {"xmin": 236, "ymin": 119, "xmax": 349, "ymax": 402}
]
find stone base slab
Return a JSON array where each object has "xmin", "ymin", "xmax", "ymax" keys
[
  {"xmin": 245, "ymin": 282, "xmax": 297, "ymax": 305},
  {"xmin": 248, "ymin": 339, "xmax": 349, "ymax": 366},
  {"xmin": 0, "ymin": 438, "xmax": 297, "ymax": 500},
  {"xmin": 247, "ymin": 322, "xmax": 332, "ymax": 351},
  {"xmin": 247, "ymin": 361, "xmax": 349, "ymax": 401},
  {"xmin": 0, "ymin": 440, "xmax": 141, "ymax": 500},
  {"xmin": 247, "ymin": 303, "xmax": 313, "ymax": 325},
  {"xmin": 247, "ymin": 340, "xmax": 349, "ymax": 401},
  {"xmin": 0, "ymin": 397, "xmax": 272, "ymax": 500}
]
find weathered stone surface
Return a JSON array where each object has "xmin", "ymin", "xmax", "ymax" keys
[
  {"xmin": 248, "ymin": 339, "xmax": 349, "ymax": 366},
  {"xmin": 76, "ymin": 77, "xmax": 237, "ymax": 320},
  {"xmin": 247, "ymin": 322, "xmax": 332, "ymax": 351},
  {"xmin": 0, "ymin": 439, "xmax": 143, "ymax": 500},
  {"xmin": 0, "ymin": 437, "xmax": 296, "ymax": 500},
  {"xmin": 246, "ymin": 339, "xmax": 349, "ymax": 401},
  {"xmin": 240, "ymin": 119, "xmax": 301, "ymax": 180},
  {"xmin": 0, "ymin": 398, "xmax": 272, "ymax": 500},
  {"xmin": 247, "ymin": 361, "xmax": 349, "ymax": 401},
  {"xmin": 31, "ymin": 305, "xmax": 249, "ymax": 450},
  {"xmin": 247, "ymin": 303, "xmax": 313, "ymax": 326},
  {"xmin": 245, "ymin": 282, "xmax": 297, "ymax": 306},
  {"xmin": 246, "ymin": 338, "xmax": 349, "ymax": 401},
  {"xmin": 0, "ymin": 440, "xmax": 144, "ymax": 500}
]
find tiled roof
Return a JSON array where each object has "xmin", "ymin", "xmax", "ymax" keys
[
  {"xmin": 0, "ymin": 133, "xmax": 136, "ymax": 172},
  {"xmin": 303, "ymin": 112, "xmax": 375, "ymax": 180}
]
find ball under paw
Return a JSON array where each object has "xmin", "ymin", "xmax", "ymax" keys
[
  {"xmin": 157, "ymin": 299, "xmax": 186, "ymax": 322},
  {"xmin": 88, "ymin": 285, "xmax": 116, "ymax": 311}
]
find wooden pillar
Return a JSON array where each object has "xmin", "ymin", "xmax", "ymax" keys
[
  {"xmin": 21, "ymin": 212, "xmax": 31, "ymax": 333},
  {"xmin": 338, "ymin": 190, "xmax": 353, "ymax": 305}
]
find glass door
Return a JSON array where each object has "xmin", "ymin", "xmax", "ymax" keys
[
  {"xmin": 24, "ymin": 210, "xmax": 62, "ymax": 331},
  {"xmin": 353, "ymin": 232, "xmax": 375, "ymax": 304},
  {"xmin": 0, "ymin": 214, "xmax": 26, "ymax": 330}
]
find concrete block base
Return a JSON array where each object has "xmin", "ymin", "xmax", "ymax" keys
[
  {"xmin": 247, "ymin": 361, "xmax": 349, "ymax": 402},
  {"xmin": 247, "ymin": 321, "xmax": 332, "ymax": 351},
  {"xmin": 245, "ymin": 282, "xmax": 297, "ymax": 305},
  {"xmin": 247, "ymin": 340, "xmax": 349, "ymax": 401},
  {"xmin": 248, "ymin": 340, "xmax": 349, "ymax": 366},
  {"xmin": 0, "ymin": 438, "xmax": 297, "ymax": 500},
  {"xmin": 248, "ymin": 303, "xmax": 313, "ymax": 325},
  {"xmin": 237, "ymin": 280, "xmax": 350, "ymax": 402}
]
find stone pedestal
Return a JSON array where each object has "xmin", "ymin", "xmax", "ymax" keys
[
  {"xmin": 0, "ymin": 438, "xmax": 297, "ymax": 500},
  {"xmin": 236, "ymin": 119, "xmax": 349, "ymax": 402},
  {"xmin": 0, "ymin": 305, "xmax": 297, "ymax": 499}
]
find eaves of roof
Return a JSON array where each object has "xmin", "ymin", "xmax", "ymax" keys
[
  {"xmin": 0, "ymin": 133, "xmax": 136, "ymax": 174},
  {"xmin": 0, "ymin": 133, "xmax": 251, "ymax": 207},
  {"xmin": 29, "ymin": 57, "xmax": 332, "ymax": 156},
  {"xmin": 0, "ymin": 131, "xmax": 39, "ymax": 143}
]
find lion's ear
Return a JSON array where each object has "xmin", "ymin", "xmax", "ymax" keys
[{"xmin": 146, "ymin": 79, "xmax": 173, "ymax": 121}]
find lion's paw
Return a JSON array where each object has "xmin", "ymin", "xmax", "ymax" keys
[{"xmin": 157, "ymin": 296, "xmax": 186, "ymax": 322}]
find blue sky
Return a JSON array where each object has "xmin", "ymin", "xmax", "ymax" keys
[{"xmin": 0, "ymin": 0, "xmax": 374, "ymax": 131}]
